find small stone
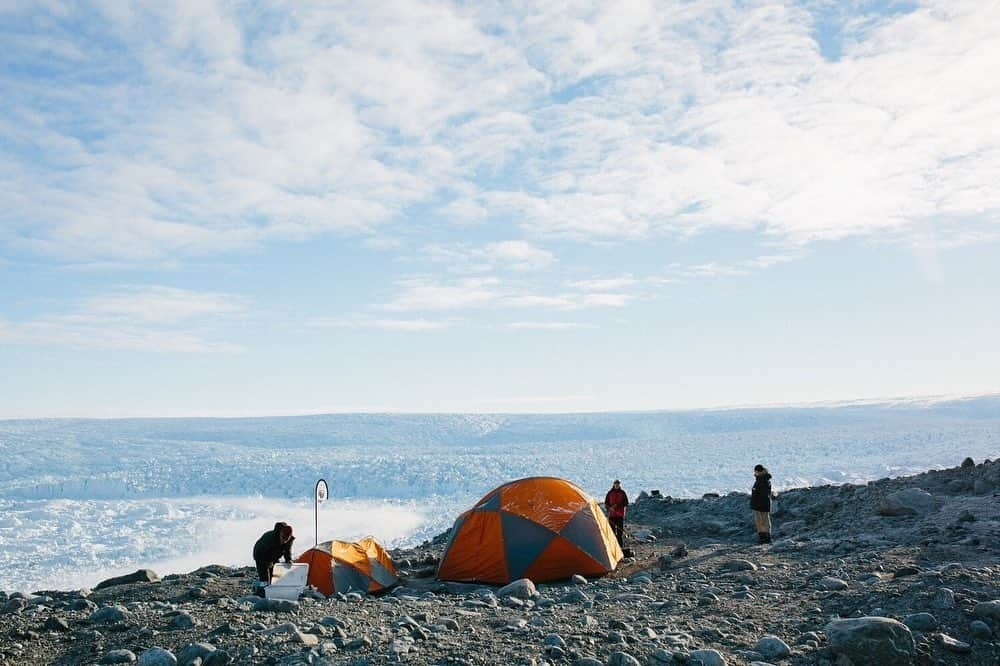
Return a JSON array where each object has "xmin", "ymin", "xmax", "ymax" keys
[
  {"xmin": 938, "ymin": 633, "xmax": 971, "ymax": 653},
  {"xmin": 44, "ymin": 616, "xmax": 71, "ymax": 632},
  {"xmin": 893, "ymin": 566, "xmax": 920, "ymax": 578},
  {"xmin": 559, "ymin": 588, "xmax": 590, "ymax": 604},
  {"xmin": 543, "ymin": 634, "xmax": 566, "ymax": 648},
  {"xmin": 498, "ymin": 578, "xmax": 536, "ymax": 599},
  {"xmin": 100, "ymin": 650, "xmax": 137, "ymax": 664},
  {"xmin": 817, "ymin": 577, "xmax": 849, "ymax": 591},
  {"xmin": 571, "ymin": 574, "xmax": 588, "ymax": 585},
  {"xmin": 345, "ymin": 636, "xmax": 372, "ymax": 650},
  {"xmin": 718, "ymin": 559, "xmax": 757, "ymax": 572}
]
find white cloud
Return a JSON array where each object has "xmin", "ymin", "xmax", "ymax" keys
[
  {"xmin": 565, "ymin": 275, "xmax": 639, "ymax": 291},
  {"xmin": 507, "ymin": 321, "xmax": 595, "ymax": 330},
  {"xmin": 379, "ymin": 277, "xmax": 500, "ymax": 311},
  {"xmin": 0, "ymin": 285, "xmax": 246, "ymax": 352},
  {"xmin": 2, "ymin": 0, "xmax": 998, "ymax": 266},
  {"xmin": 423, "ymin": 240, "xmax": 555, "ymax": 273},
  {"xmin": 82, "ymin": 285, "xmax": 245, "ymax": 323},
  {"xmin": 307, "ymin": 316, "xmax": 453, "ymax": 331}
]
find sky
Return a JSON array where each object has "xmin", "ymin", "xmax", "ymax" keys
[{"xmin": 1, "ymin": 0, "xmax": 998, "ymax": 418}]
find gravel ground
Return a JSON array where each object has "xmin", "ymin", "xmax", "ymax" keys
[{"xmin": 2, "ymin": 458, "xmax": 998, "ymax": 665}]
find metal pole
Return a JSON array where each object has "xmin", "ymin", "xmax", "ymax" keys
[{"xmin": 314, "ymin": 478, "xmax": 328, "ymax": 547}]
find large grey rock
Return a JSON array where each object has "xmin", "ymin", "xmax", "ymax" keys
[
  {"xmin": 138, "ymin": 647, "xmax": 177, "ymax": 666},
  {"xmin": 89, "ymin": 605, "xmax": 130, "ymax": 624},
  {"xmin": 974, "ymin": 600, "xmax": 1000, "ymax": 623},
  {"xmin": 689, "ymin": 648, "xmax": 727, "ymax": 665},
  {"xmin": 932, "ymin": 588, "xmax": 955, "ymax": 609},
  {"xmin": 903, "ymin": 612, "xmax": 937, "ymax": 631},
  {"xmin": 969, "ymin": 620, "xmax": 992, "ymax": 639},
  {"xmin": 100, "ymin": 650, "xmax": 137, "ymax": 664},
  {"xmin": 498, "ymin": 578, "xmax": 536, "ymax": 599},
  {"xmin": 169, "ymin": 612, "xmax": 197, "ymax": 630},
  {"xmin": 608, "ymin": 652, "xmax": 641, "ymax": 666},
  {"xmin": 878, "ymin": 488, "xmax": 937, "ymax": 516},
  {"xmin": 176, "ymin": 642, "xmax": 216, "ymax": 666},
  {"xmin": 94, "ymin": 569, "xmax": 160, "ymax": 590},
  {"xmin": 2, "ymin": 598, "xmax": 27, "ymax": 614},
  {"xmin": 754, "ymin": 635, "xmax": 790, "ymax": 660},
  {"xmin": 825, "ymin": 617, "xmax": 915, "ymax": 665}
]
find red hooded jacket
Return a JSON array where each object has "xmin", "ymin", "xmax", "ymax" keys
[{"xmin": 605, "ymin": 487, "xmax": 629, "ymax": 519}]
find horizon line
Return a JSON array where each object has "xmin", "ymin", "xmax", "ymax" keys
[{"xmin": 2, "ymin": 390, "xmax": 997, "ymax": 422}]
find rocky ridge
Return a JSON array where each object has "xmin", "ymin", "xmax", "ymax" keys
[{"xmin": 1, "ymin": 458, "xmax": 998, "ymax": 665}]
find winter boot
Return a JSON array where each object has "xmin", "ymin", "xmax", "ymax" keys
[{"xmin": 761, "ymin": 532, "xmax": 771, "ymax": 544}]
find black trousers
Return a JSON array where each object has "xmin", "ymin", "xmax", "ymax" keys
[
  {"xmin": 255, "ymin": 560, "xmax": 274, "ymax": 585},
  {"xmin": 609, "ymin": 516, "xmax": 625, "ymax": 546}
]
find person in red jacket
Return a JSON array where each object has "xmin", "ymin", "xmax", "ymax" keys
[{"xmin": 605, "ymin": 479, "xmax": 629, "ymax": 547}]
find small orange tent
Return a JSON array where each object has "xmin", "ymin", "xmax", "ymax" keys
[
  {"xmin": 436, "ymin": 476, "xmax": 624, "ymax": 584},
  {"xmin": 296, "ymin": 536, "xmax": 399, "ymax": 596}
]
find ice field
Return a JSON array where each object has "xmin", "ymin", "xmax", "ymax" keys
[{"xmin": 1, "ymin": 395, "xmax": 998, "ymax": 593}]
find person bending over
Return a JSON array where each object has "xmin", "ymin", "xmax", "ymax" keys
[{"xmin": 253, "ymin": 522, "xmax": 295, "ymax": 593}]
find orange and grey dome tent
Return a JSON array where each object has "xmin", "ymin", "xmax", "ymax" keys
[
  {"xmin": 436, "ymin": 476, "xmax": 624, "ymax": 584},
  {"xmin": 296, "ymin": 536, "xmax": 399, "ymax": 596}
]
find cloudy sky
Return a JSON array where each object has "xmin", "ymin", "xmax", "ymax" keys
[{"xmin": 1, "ymin": 0, "xmax": 998, "ymax": 417}]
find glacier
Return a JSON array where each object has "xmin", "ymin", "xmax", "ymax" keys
[{"xmin": 1, "ymin": 395, "xmax": 998, "ymax": 593}]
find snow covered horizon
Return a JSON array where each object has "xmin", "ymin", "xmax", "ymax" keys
[{"xmin": 2, "ymin": 395, "xmax": 998, "ymax": 593}]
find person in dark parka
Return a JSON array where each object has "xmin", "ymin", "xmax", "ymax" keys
[
  {"xmin": 253, "ymin": 522, "xmax": 295, "ymax": 591},
  {"xmin": 750, "ymin": 464, "xmax": 772, "ymax": 544}
]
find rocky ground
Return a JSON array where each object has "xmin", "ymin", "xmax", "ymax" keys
[{"xmin": 2, "ymin": 458, "xmax": 999, "ymax": 665}]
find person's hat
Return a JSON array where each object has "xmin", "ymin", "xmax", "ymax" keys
[
  {"xmin": 754, "ymin": 464, "xmax": 765, "ymax": 472},
  {"xmin": 613, "ymin": 479, "xmax": 621, "ymax": 484}
]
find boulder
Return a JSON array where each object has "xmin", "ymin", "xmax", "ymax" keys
[
  {"xmin": 825, "ymin": 617, "xmax": 915, "ymax": 665},
  {"xmin": 754, "ymin": 635, "xmax": 790, "ymax": 660},
  {"xmin": 973, "ymin": 600, "xmax": 1000, "ymax": 623},
  {"xmin": 878, "ymin": 488, "xmax": 937, "ymax": 516},
  {"xmin": 176, "ymin": 642, "xmax": 216, "ymax": 666},
  {"xmin": 689, "ymin": 648, "xmax": 727, "ymax": 665},
  {"xmin": 138, "ymin": 648, "xmax": 178, "ymax": 666},
  {"xmin": 903, "ymin": 613, "xmax": 937, "ymax": 631},
  {"xmin": 94, "ymin": 569, "xmax": 160, "ymax": 590},
  {"xmin": 89, "ymin": 605, "xmax": 130, "ymax": 624},
  {"xmin": 100, "ymin": 650, "xmax": 137, "ymax": 664}
]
